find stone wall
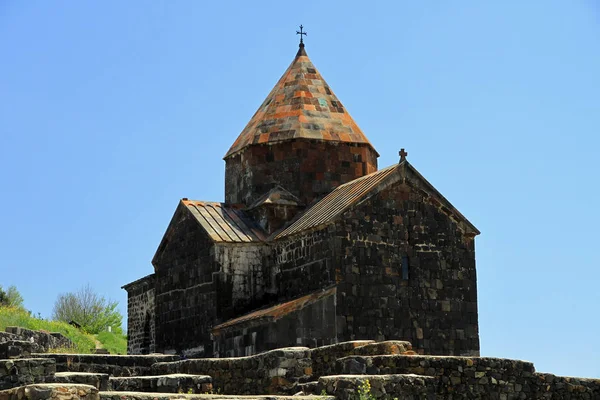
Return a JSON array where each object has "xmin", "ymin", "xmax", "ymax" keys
[
  {"xmin": 3, "ymin": 341, "xmax": 596, "ymax": 400},
  {"xmin": 151, "ymin": 205, "xmax": 219, "ymax": 357},
  {"xmin": 225, "ymin": 141, "xmax": 378, "ymax": 207},
  {"xmin": 147, "ymin": 203, "xmax": 280, "ymax": 357},
  {"xmin": 2, "ymin": 328, "xmax": 73, "ymax": 353},
  {"xmin": 333, "ymin": 172, "xmax": 479, "ymax": 356},
  {"xmin": 272, "ymin": 229, "xmax": 336, "ymax": 302},
  {"xmin": 213, "ymin": 243, "xmax": 272, "ymax": 320},
  {"xmin": 211, "ymin": 288, "xmax": 338, "ymax": 357},
  {"xmin": 122, "ymin": 275, "xmax": 155, "ymax": 355},
  {"xmin": 0, "ymin": 383, "xmax": 98, "ymax": 400},
  {"xmin": 0, "ymin": 358, "xmax": 56, "ymax": 390},
  {"xmin": 309, "ymin": 340, "xmax": 414, "ymax": 379},
  {"xmin": 32, "ymin": 354, "xmax": 178, "ymax": 377},
  {"xmin": 333, "ymin": 354, "xmax": 600, "ymax": 399},
  {"xmin": 151, "ymin": 347, "xmax": 312, "ymax": 395}
]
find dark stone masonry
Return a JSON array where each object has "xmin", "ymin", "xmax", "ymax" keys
[
  {"xmin": 123, "ymin": 41, "xmax": 481, "ymax": 359},
  {"xmin": 1, "ymin": 340, "xmax": 598, "ymax": 399}
]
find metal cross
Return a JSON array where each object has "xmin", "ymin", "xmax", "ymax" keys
[
  {"xmin": 399, "ymin": 148, "xmax": 408, "ymax": 162},
  {"xmin": 296, "ymin": 25, "xmax": 307, "ymax": 45}
]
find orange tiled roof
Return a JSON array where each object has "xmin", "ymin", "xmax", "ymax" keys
[
  {"xmin": 224, "ymin": 45, "xmax": 375, "ymax": 158},
  {"xmin": 212, "ymin": 286, "xmax": 336, "ymax": 333}
]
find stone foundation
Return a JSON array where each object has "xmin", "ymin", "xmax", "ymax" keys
[
  {"xmin": 152, "ymin": 347, "xmax": 312, "ymax": 395},
  {"xmin": 3, "ymin": 328, "xmax": 73, "ymax": 353},
  {"xmin": 32, "ymin": 354, "xmax": 178, "ymax": 377},
  {"xmin": 1, "ymin": 340, "xmax": 597, "ymax": 400},
  {"xmin": 0, "ymin": 358, "xmax": 56, "ymax": 390}
]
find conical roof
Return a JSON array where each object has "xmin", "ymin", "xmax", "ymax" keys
[{"xmin": 224, "ymin": 45, "xmax": 376, "ymax": 158}]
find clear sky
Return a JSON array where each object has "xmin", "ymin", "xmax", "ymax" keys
[{"xmin": 1, "ymin": 1, "xmax": 599, "ymax": 378}]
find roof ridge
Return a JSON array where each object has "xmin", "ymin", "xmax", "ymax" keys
[{"xmin": 334, "ymin": 164, "xmax": 398, "ymax": 189}]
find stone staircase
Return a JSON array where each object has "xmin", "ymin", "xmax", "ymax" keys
[
  {"xmin": 53, "ymin": 372, "xmax": 109, "ymax": 391},
  {"xmin": 1, "ymin": 340, "xmax": 600, "ymax": 400},
  {"xmin": 109, "ymin": 374, "xmax": 212, "ymax": 393}
]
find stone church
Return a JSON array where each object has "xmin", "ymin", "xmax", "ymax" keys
[{"xmin": 123, "ymin": 39, "xmax": 480, "ymax": 359}]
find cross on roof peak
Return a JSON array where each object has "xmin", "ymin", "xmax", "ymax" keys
[
  {"xmin": 296, "ymin": 25, "xmax": 307, "ymax": 47},
  {"xmin": 399, "ymin": 148, "xmax": 408, "ymax": 162}
]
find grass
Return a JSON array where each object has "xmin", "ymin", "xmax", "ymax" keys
[
  {"xmin": 96, "ymin": 331, "xmax": 127, "ymax": 355},
  {"xmin": 0, "ymin": 306, "xmax": 95, "ymax": 353}
]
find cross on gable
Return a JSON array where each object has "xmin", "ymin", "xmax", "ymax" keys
[{"xmin": 399, "ymin": 148, "xmax": 408, "ymax": 162}]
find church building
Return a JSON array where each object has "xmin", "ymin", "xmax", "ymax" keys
[{"xmin": 123, "ymin": 35, "xmax": 481, "ymax": 358}]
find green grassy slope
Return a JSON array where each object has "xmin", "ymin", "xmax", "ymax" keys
[
  {"xmin": 96, "ymin": 331, "xmax": 127, "ymax": 354},
  {"xmin": 0, "ymin": 306, "xmax": 127, "ymax": 354}
]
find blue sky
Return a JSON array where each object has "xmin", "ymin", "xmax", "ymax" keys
[{"xmin": 1, "ymin": 1, "xmax": 599, "ymax": 378}]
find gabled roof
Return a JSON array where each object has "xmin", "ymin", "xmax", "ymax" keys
[
  {"xmin": 182, "ymin": 200, "xmax": 266, "ymax": 243},
  {"xmin": 224, "ymin": 45, "xmax": 376, "ymax": 158},
  {"xmin": 274, "ymin": 164, "xmax": 398, "ymax": 238},
  {"xmin": 273, "ymin": 161, "xmax": 480, "ymax": 239},
  {"xmin": 212, "ymin": 286, "xmax": 336, "ymax": 334}
]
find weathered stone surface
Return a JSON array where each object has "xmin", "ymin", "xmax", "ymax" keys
[
  {"xmin": 52, "ymin": 373, "xmax": 109, "ymax": 391},
  {"xmin": 225, "ymin": 140, "xmax": 378, "ymax": 207},
  {"xmin": 352, "ymin": 341, "xmax": 413, "ymax": 357},
  {"xmin": 315, "ymin": 374, "xmax": 436, "ymax": 400},
  {"xmin": 0, "ymin": 334, "xmax": 17, "ymax": 345},
  {"xmin": 122, "ymin": 275, "xmax": 155, "ymax": 355},
  {"xmin": 331, "ymin": 354, "xmax": 600, "ymax": 399},
  {"xmin": 0, "ymin": 341, "xmax": 43, "ymax": 359},
  {"xmin": 6, "ymin": 341, "xmax": 600, "ymax": 399},
  {"xmin": 4, "ymin": 328, "xmax": 73, "ymax": 353},
  {"xmin": 0, "ymin": 358, "xmax": 55, "ymax": 390},
  {"xmin": 100, "ymin": 393, "xmax": 333, "ymax": 400},
  {"xmin": 108, "ymin": 374, "xmax": 212, "ymax": 394},
  {"xmin": 125, "ymin": 158, "xmax": 481, "ymax": 359},
  {"xmin": 338, "ymin": 354, "xmax": 535, "ymax": 378},
  {"xmin": 330, "ymin": 169, "xmax": 480, "ymax": 356},
  {"xmin": 308, "ymin": 341, "xmax": 374, "ymax": 379},
  {"xmin": 32, "ymin": 354, "xmax": 178, "ymax": 377},
  {"xmin": 0, "ymin": 384, "xmax": 98, "ymax": 400},
  {"xmin": 212, "ymin": 288, "xmax": 338, "ymax": 358},
  {"xmin": 0, "ymin": 329, "xmax": 72, "ymax": 360},
  {"xmin": 152, "ymin": 347, "xmax": 312, "ymax": 395}
]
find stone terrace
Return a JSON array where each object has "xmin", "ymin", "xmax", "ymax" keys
[{"xmin": 1, "ymin": 340, "xmax": 599, "ymax": 400}]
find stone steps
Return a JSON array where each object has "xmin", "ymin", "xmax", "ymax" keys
[
  {"xmin": 52, "ymin": 372, "xmax": 109, "ymax": 391},
  {"xmin": 351, "ymin": 341, "xmax": 414, "ymax": 356},
  {"xmin": 0, "ymin": 383, "xmax": 98, "ymax": 400},
  {"xmin": 32, "ymin": 354, "xmax": 179, "ymax": 376},
  {"xmin": 337, "ymin": 354, "xmax": 535, "ymax": 378},
  {"xmin": 99, "ymin": 392, "xmax": 335, "ymax": 400},
  {"xmin": 108, "ymin": 374, "xmax": 212, "ymax": 394}
]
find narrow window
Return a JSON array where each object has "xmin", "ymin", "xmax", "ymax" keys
[{"xmin": 401, "ymin": 256, "xmax": 409, "ymax": 280}]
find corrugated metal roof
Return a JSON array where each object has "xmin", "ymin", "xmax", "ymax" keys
[
  {"xmin": 273, "ymin": 164, "xmax": 399, "ymax": 239},
  {"xmin": 212, "ymin": 286, "xmax": 336, "ymax": 334},
  {"xmin": 183, "ymin": 200, "xmax": 266, "ymax": 243}
]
